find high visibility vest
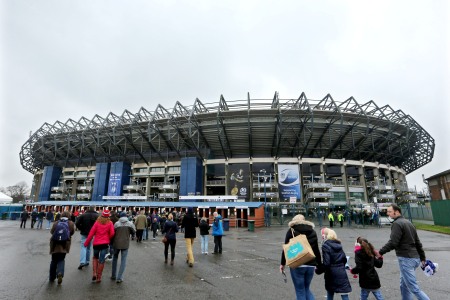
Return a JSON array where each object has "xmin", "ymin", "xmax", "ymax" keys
[{"xmin": 328, "ymin": 213, "xmax": 334, "ymax": 221}]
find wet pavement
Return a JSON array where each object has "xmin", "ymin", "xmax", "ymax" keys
[{"xmin": 0, "ymin": 220, "xmax": 448, "ymax": 299}]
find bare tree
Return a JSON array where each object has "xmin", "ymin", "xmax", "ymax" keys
[{"xmin": 4, "ymin": 182, "xmax": 30, "ymax": 203}]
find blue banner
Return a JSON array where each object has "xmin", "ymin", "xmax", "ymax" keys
[
  {"xmin": 108, "ymin": 173, "xmax": 122, "ymax": 196},
  {"xmin": 278, "ymin": 164, "xmax": 301, "ymax": 200}
]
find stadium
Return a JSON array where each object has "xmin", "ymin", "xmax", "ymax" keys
[{"xmin": 19, "ymin": 92, "xmax": 435, "ymax": 226}]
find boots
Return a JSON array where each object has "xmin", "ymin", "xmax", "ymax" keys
[
  {"xmin": 92, "ymin": 257, "xmax": 98, "ymax": 282},
  {"xmin": 96, "ymin": 263, "xmax": 105, "ymax": 283}
]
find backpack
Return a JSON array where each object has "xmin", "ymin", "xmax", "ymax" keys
[{"xmin": 52, "ymin": 220, "xmax": 70, "ymax": 242}]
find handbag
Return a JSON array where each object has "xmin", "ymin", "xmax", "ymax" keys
[
  {"xmin": 283, "ymin": 228, "xmax": 316, "ymax": 268},
  {"xmin": 162, "ymin": 228, "xmax": 172, "ymax": 244}
]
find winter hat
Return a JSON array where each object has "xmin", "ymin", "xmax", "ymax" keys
[
  {"xmin": 102, "ymin": 209, "xmax": 111, "ymax": 218},
  {"xmin": 321, "ymin": 227, "xmax": 329, "ymax": 240},
  {"xmin": 187, "ymin": 207, "xmax": 194, "ymax": 214},
  {"xmin": 119, "ymin": 211, "xmax": 127, "ymax": 218}
]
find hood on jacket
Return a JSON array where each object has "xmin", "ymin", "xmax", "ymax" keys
[
  {"xmin": 119, "ymin": 216, "xmax": 129, "ymax": 223},
  {"xmin": 289, "ymin": 217, "xmax": 315, "ymax": 229},
  {"xmin": 324, "ymin": 239, "xmax": 343, "ymax": 252}
]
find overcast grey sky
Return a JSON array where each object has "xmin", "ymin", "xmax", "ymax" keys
[{"xmin": 1, "ymin": 1, "xmax": 449, "ymax": 193}]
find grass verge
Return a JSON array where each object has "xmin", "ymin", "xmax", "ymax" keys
[{"xmin": 413, "ymin": 222, "xmax": 450, "ymax": 235}]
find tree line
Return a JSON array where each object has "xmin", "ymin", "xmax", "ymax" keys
[{"xmin": 0, "ymin": 181, "xmax": 30, "ymax": 203}]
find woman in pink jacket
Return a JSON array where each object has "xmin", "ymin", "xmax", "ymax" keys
[{"xmin": 84, "ymin": 209, "xmax": 114, "ymax": 283}]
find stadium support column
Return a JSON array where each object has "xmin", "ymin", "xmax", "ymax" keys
[
  {"xmin": 359, "ymin": 163, "xmax": 368, "ymax": 203},
  {"xmin": 38, "ymin": 166, "xmax": 62, "ymax": 201},
  {"xmin": 92, "ymin": 163, "xmax": 110, "ymax": 201},
  {"xmin": 179, "ymin": 157, "xmax": 204, "ymax": 197},
  {"xmin": 342, "ymin": 164, "xmax": 350, "ymax": 209}
]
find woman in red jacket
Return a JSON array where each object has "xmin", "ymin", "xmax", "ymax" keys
[{"xmin": 84, "ymin": 209, "xmax": 115, "ymax": 283}]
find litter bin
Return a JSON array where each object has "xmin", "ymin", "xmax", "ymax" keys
[
  {"xmin": 223, "ymin": 219, "xmax": 230, "ymax": 231},
  {"xmin": 10, "ymin": 213, "xmax": 17, "ymax": 220},
  {"xmin": 248, "ymin": 220, "xmax": 255, "ymax": 232},
  {"xmin": 1, "ymin": 213, "xmax": 7, "ymax": 220}
]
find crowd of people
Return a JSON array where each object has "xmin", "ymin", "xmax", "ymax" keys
[
  {"xmin": 19, "ymin": 203, "xmax": 431, "ymax": 299},
  {"xmin": 36, "ymin": 206, "xmax": 225, "ymax": 285},
  {"xmin": 281, "ymin": 204, "xmax": 430, "ymax": 300}
]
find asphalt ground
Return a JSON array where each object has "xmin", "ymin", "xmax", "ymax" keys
[{"xmin": 0, "ymin": 220, "xmax": 448, "ymax": 300}]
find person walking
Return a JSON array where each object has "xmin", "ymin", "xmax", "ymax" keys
[
  {"xmin": 162, "ymin": 213, "xmax": 178, "ymax": 265},
  {"xmin": 350, "ymin": 237, "xmax": 384, "ymax": 300},
  {"xmin": 37, "ymin": 210, "xmax": 45, "ymax": 229},
  {"xmin": 30, "ymin": 209, "xmax": 38, "ymax": 229},
  {"xmin": 151, "ymin": 217, "xmax": 159, "ymax": 240},
  {"xmin": 212, "ymin": 212, "xmax": 223, "ymax": 254},
  {"xmin": 106, "ymin": 210, "xmax": 119, "ymax": 260},
  {"xmin": 46, "ymin": 210, "xmax": 54, "ymax": 230},
  {"xmin": 199, "ymin": 217, "xmax": 210, "ymax": 254},
  {"xmin": 181, "ymin": 207, "xmax": 199, "ymax": 267},
  {"xmin": 75, "ymin": 206, "xmax": 98, "ymax": 270},
  {"xmin": 378, "ymin": 204, "xmax": 430, "ymax": 300},
  {"xmin": 279, "ymin": 214, "xmax": 323, "ymax": 300},
  {"xmin": 49, "ymin": 211, "xmax": 75, "ymax": 285},
  {"xmin": 316, "ymin": 228, "xmax": 352, "ymax": 300},
  {"xmin": 84, "ymin": 209, "xmax": 115, "ymax": 283},
  {"xmin": 328, "ymin": 211, "xmax": 334, "ymax": 228},
  {"xmin": 134, "ymin": 210, "xmax": 147, "ymax": 243},
  {"xmin": 20, "ymin": 209, "xmax": 28, "ymax": 229},
  {"xmin": 111, "ymin": 211, "xmax": 136, "ymax": 283}
]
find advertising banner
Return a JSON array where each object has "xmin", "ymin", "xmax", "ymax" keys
[
  {"xmin": 108, "ymin": 173, "xmax": 122, "ymax": 196},
  {"xmin": 278, "ymin": 164, "xmax": 301, "ymax": 200},
  {"xmin": 228, "ymin": 164, "xmax": 249, "ymax": 200}
]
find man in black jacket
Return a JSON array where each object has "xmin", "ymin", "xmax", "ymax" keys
[
  {"xmin": 378, "ymin": 204, "xmax": 430, "ymax": 300},
  {"xmin": 75, "ymin": 206, "xmax": 98, "ymax": 270},
  {"xmin": 181, "ymin": 207, "xmax": 199, "ymax": 267}
]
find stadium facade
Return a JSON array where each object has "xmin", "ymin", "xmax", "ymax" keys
[{"xmin": 20, "ymin": 92, "xmax": 434, "ymax": 217}]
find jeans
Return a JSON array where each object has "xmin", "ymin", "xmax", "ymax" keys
[
  {"xmin": 164, "ymin": 239, "xmax": 176, "ymax": 261},
  {"xmin": 49, "ymin": 253, "xmax": 66, "ymax": 280},
  {"xmin": 143, "ymin": 227, "xmax": 148, "ymax": 240},
  {"xmin": 37, "ymin": 219, "xmax": 43, "ymax": 229},
  {"xmin": 80, "ymin": 235, "xmax": 92, "ymax": 265},
  {"xmin": 361, "ymin": 288, "xmax": 384, "ymax": 300},
  {"xmin": 214, "ymin": 236, "xmax": 222, "ymax": 253},
  {"xmin": 326, "ymin": 291, "xmax": 349, "ymax": 300},
  {"xmin": 398, "ymin": 257, "xmax": 430, "ymax": 300},
  {"xmin": 185, "ymin": 238, "xmax": 195, "ymax": 264},
  {"xmin": 93, "ymin": 247, "xmax": 109, "ymax": 263},
  {"xmin": 47, "ymin": 220, "xmax": 52, "ymax": 229},
  {"xmin": 112, "ymin": 248, "xmax": 128, "ymax": 280},
  {"xmin": 289, "ymin": 266, "xmax": 315, "ymax": 300},
  {"xmin": 200, "ymin": 235, "xmax": 209, "ymax": 253}
]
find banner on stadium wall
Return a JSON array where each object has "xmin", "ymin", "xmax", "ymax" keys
[
  {"xmin": 278, "ymin": 164, "xmax": 301, "ymax": 200},
  {"xmin": 228, "ymin": 164, "xmax": 249, "ymax": 200},
  {"xmin": 108, "ymin": 173, "xmax": 121, "ymax": 196}
]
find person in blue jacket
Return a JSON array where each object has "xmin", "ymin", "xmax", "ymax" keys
[
  {"xmin": 212, "ymin": 212, "xmax": 223, "ymax": 254},
  {"xmin": 316, "ymin": 228, "xmax": 352, "ymax": 299}
]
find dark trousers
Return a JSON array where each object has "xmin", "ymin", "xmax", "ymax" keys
[
  {"xmin": 164, "ymin": 239, "xmax": 176, "ymax": 260},
  {"xmin": 49, "ymin": 253, "xmax": 66, "ymax": 280},
  {"xmin": 329, "ymin": 220, "xmax": 333, "ymax": 228},
  {"xmin": 31, "ymin": 219, "xmax": 37, "ymax": 228},
  {"xmin": 214, "ymin": 236, "xmax": 222, "ymax": 253},
  {"xmin": 136, "ymin": 229, "xmax": 144, "ymax": 242},
  {"xmin": 20, "ymin": 220, "xmax": 27, "ymax": 228}
]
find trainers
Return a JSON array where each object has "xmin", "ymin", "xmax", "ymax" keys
[
  {"xmin": 111, "ymin": 276, "xmax": 116, "ymax": 280},
  {"xmin": 57, "ymin": 273, "xmax": 63, "ymax": 285},
  {"xmin": 116, "ymin": 279, "xmax": 123, "ymax": 283}
]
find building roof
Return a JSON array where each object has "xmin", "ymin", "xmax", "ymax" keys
[
  {"xmin": 20, "ymin": 93, "xmax": 435, "ymax": 174},
  {"xmin": 426, "ymin": 169, "xmax": 450, "ymax": 180}
]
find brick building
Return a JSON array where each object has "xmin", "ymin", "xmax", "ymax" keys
[{"xmin": 426, "ymin": 169, "xmax": 450, "ymax": 200}]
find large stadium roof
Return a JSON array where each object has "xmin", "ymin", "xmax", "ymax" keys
[{"xmin": 20, "ymin": 92, "xmax": 434, "ymax": 174}]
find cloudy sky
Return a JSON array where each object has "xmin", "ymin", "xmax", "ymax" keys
[{"xmin": 1, "ymin": 1, "xmax": 449, "ymax": 194}]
